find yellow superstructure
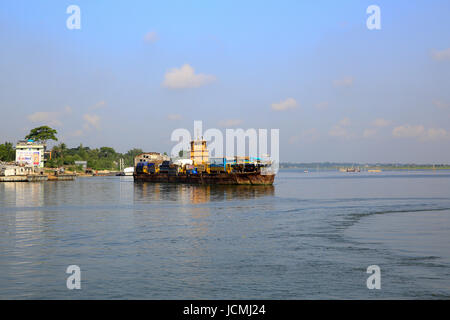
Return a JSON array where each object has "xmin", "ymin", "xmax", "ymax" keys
[{"xmin": 190, "ymin": 139, "xmax": 209, "ymax": 166}]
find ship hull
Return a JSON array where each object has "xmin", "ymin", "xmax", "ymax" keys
[{"xmin": 134, "ymin": 172, "xmax": 275, "ymax": 185}]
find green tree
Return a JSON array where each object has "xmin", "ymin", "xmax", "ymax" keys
[
  {"xmin": 45, "ymin": 159, "xmax": 56, "ymax": 168},
  {"xmin": 52, "ymin": 143, "xmax": 67, "ymax": 159},
  {"xmin": 63, "ymin": 155, "xmax": 75, "ymax": 165},
  {"xmin": 56, "ymin": 158, "xmax": 64, "ymax": 167},
  {"xmin": 75, "ymin": 143, "xmax": 88, "ymax": 159},
  {"xmin": 59, "ymin": 142, "xmax": 67, "ymax": 154},
  {"xmin": 124, "ymin": 148, "xmax": 143, "ymax": 166},
  {"xmin": 0, "ymin": 142, "xmax": 15, "ymax": 162},
  {"xmin": 99, "ymin": 147, "xmax": 116, "ymax": 158},
  {"xmin": 125, "ymin": 148, "xmax": 143, "ymax": 158},
  {"xmin": 42, "ymin": 143, "xmax": 148, "ymax": 171},
  {"xmin": 25, "ymin": 126, "xmax": 58, "ymax": 145}
]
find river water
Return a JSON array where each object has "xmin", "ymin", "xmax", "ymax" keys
[{"xmin": 1, "ymin": 170, "xmax": 449, "ymax": 299}]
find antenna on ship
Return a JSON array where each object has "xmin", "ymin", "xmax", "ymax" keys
[{"xmin": 195, "ymin": 128, "xmax": 201, "ymax": 140}]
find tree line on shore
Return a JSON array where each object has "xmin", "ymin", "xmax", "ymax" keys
[
  {"xmin": 48, "ymin": 144, "xmax": 143, "ymax": 170},
  {"xmin": 0, "ymin": 142, "xmax": 15, "ymax": 162},
  {"xmin": 0, "ymin": 126, "xmax": 145, "ymax": 170}
]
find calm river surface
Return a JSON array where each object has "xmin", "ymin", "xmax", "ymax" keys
[{"xmin": 1, "ymin": 170, "xmax": 450, "ymax": 299}]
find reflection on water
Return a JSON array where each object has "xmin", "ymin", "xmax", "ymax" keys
[
  {"xmin": 2, "ymin": 181, "xmax": 44, "ymax": 207},
  {"xmin": 1, "ymin": 183, "xmax": 47, "ymax": 253},
  {"xmin": 131, "ymin": 183, "xmax": 275, "ymax": 249},
  {"xmin": 133, "ymin": 183, "xmax": 275, "ymax": 204}
]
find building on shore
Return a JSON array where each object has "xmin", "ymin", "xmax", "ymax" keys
[
  {"xmin": 0, "ymin": 164, "xmax": 35, "ymax": 176},
  {"xmin": 15, "ymin": 140, "xmax": 45, "ymax": 168},
  {"xmin": 74, "ymin": 161, "xmax": 87, "ymax": 170}
]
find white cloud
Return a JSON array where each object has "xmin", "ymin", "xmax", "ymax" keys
[
  {"xmin": 339, "ymin": 117, "xmax": 351, "ymax": 127},
  {"xmin": 162, "ymin": 64, "xmax": 216, "ymax": 89},
  {"xmin": 393, "ymin": 124, "xmax": 449, "ymax": 141},
  {"xmin": 28, "ymin": 112, "xmax": 62, "ymax": 126},
  {"xmin": 90, "ymin": 101, "xmax": 106, "ymax": 110},
  {"xmin": 27, "ymin": 106, "xmax": 72, "ymax": 127},
  {"xmin": 431, "ymin": 48, "xmax": 450, "ymax": 61},
  {"xmin": 329, "ymin": 125, "xmax": 349, "ymax": 138},
  {"xmin": 83, "ymin": 114, "xmax": 100, "ymax": 130},
  {"xmin": 433, "ymin": 100, "xmax": 450, "ymax": 109},
  {"xmin": 363, "ymin": 128, "xmax": 377, "ymax": 138},
  {"xmin": 392, "ymin": 125, "xmax": 425, "ymax": 138},
  {"xmin": 362, "ymin": 118, "xmax": 391, "ymax": 138},
  {"xmin": 333, "ymin": 76, "xmax": 354, "ymax": 87},
  {"xmin": 329, "ymin": 118, "xmax": 353, "ymax": 138},
  {"xmin": 424, "ymin": 128, "xmax": 448, "ymax": 141},
  {"xmin": 218, "ymin": 119, "xmax": 243, "ymax": 127},
  {"xmin": 144, "ymin": 31, "xmax": 159, "ymax": 43},
  {"xmin": 372, "ymin": 118, "xmax": 390, "ymax": 127},
  {"xmin": 314, "ymin": 101, "xmax": 329, "ymax": 110},
  {"xmin": 167, "ymin": 114, "xmax": 182, "ymax": 121},
  {"xmin": 271, "ymin": 98, "xmax": 298, "ymax": 111}
]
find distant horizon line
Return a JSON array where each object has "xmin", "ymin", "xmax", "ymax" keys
[{"xmin": 280, "ymin": 162, "xmax": 450, "ymax": 166}]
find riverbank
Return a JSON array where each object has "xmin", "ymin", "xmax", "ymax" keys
[{"xmin": 0, "ymin": 173, "xmax": 76, "ymax": 182}]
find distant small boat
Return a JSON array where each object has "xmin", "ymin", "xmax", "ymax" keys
[
  {"xmin": 368, "ymin": 169, "xmax": 382, "ymax": 173},
  {"xmin": 304, "ymin": 170, "xmax": 309, "ymax": 173},
  {"xmin": 117, "ymin": 167, "xmax": 134, "ymax": 176},
  {"xmin": 339, "ymin": 167, "xmax": 360, "ymax": 173}
]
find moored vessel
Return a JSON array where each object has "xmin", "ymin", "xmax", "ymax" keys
[{"xmin": 133, "ymin": 138, "xmax": 276, "ymax": 185}]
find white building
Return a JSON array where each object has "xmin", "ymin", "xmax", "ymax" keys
[
  {"xmin": 0, "ymin": 165, "xmax": 34, "ymax": 176},
  {"xmin": 15, "ymin": 140, "xmax": 45, "ymax": 168}
]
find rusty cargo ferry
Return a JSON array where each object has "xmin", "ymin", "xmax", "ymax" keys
[{"xmin": 133, "ymin": 138, "xmax": 276, "ymax": 185}]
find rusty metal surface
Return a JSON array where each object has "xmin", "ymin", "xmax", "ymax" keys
[{"xmin": 134, "ymin": 172, "xmax": 275, "ymax": 185}]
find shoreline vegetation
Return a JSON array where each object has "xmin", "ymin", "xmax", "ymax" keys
[
  {"xmin": 0, "ymin": 126, "xmax": 151, "ymax": 172},
  {"xmin": 0, "ymin": 140, "xmax": 144, "ymax": 171}
]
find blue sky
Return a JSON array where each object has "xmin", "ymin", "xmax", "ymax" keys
[{"xmin": 1, "ymin": 0, "xmax": 450, "ymax": 162}]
